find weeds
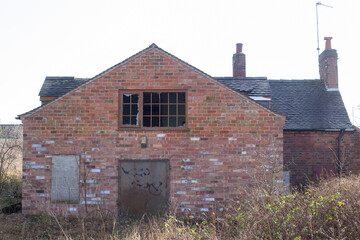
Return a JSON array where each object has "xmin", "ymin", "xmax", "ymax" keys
[{"xmin": 1, "ymin": 175, "xmax": 360, "ymax": 239}]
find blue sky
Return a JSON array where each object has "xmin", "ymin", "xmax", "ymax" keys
[{"xmin": 0, "ymin": 0, "xmax": 359, "ymax": 124}]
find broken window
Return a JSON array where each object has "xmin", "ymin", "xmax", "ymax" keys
[
  {"xmin": 51, "ymin": 155, "xmax": 79, "ymax": 202},
  {"xmin": 122, "ymin": 94, "xmax": 139, "ymax": 126},
  {"xmin": 119, "ymin": 90, "xmax": 187, "ymax": 128}
]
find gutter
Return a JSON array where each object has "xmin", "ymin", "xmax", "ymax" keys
[
  {"xmin": 337, "ymin": 129, "xmax": 345, "ymax": 176},
  {"xmin": 283, "ymin": 128, "xmax": 354, "ymax": 132}
]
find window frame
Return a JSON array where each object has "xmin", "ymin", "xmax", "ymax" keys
[{"xmin": 118, "ymin": 89, "xmax": 188, "ymax": 130}]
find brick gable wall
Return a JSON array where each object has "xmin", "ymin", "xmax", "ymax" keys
[{"xmin": 22, "ymin": 48, "xmax": 285, "ymax": 215}]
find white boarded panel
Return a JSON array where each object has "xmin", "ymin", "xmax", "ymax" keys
[{"xmin": 51, "ymin": 155, "xmax": 79, "ymax": 202}]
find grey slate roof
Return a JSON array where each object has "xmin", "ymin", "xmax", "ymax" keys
[
  {"xmin": 26, "ymin": 44, "xmax": 353, "ymax": 131},
  {"xmin": 216, "ymin": 77, "xmax": 271, "ymax": 96},
  {"xmin": 269, "ymin": 80, "xmax": 353, "ymax": 130},
  {"xmin": 39, "ymin": 76, "xmax": 89, "ymax": 97},
  {"xmin": 35, "ymin": 76, "xmax": 352, "ymax": 131}
]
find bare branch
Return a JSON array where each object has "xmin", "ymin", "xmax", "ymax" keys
[{"xmin": 0, "ymin": 124, "xmax": 23, "ymax": 193}]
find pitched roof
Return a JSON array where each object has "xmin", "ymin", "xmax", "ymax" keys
[
  {"xmin": 269, "ymin": 80, "xmax": 353, "ymax": 130},
  {"xmin": 39, "ymin": 76, "xmax": 89, "ymax": 97},
  {"xmin": 21, "ymin": 45, "xmax": 353, "ymax": 131},
  {"xmin": 215, "ymin": 77, "xmax": 271, "ymax": 96},
  {"xmin": 39, "ymin": 76, "xmax": 272, "ymax": 98},
  {"xmin": 19, "ymin": 44, "xmax": 281, "ymax": 119},
  {"xmin": 24, "ymin": 76, "xmax": 354, "ymax": 131}
]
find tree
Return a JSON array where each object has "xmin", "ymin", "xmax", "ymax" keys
[{"xmin": 0, "ymin": 124, "xmax": 22, "ymax": 193}]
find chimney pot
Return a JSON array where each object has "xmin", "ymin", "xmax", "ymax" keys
[
  {"xmin": 236, "ymin": 43, "xmax": 243, "ymax": 53},
  {"xmin": 324, "ymin": 37, "xmax": 332, "ymax": 49}
]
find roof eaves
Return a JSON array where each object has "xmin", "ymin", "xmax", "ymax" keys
[
  {"xmin": 214, "ymin": 77, "xmax": 268, "ymax": 80},
  {"xmin": 16, "ymin": 104, "xmax": 44, "ymax": 120},
  {"xmin": 268, "ymin": 79, "xmax": 321, "ymax": 82}
]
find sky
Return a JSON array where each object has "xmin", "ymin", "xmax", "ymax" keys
[{"xmin": 0, "ymin": 0, "xmax": 359, "ymax": 124}]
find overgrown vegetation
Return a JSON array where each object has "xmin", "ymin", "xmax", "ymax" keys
[
  {"xmin": 222, "ymin": 175, "xmax": 360, "ymax": 239},
  {"xmin": 0, "ymin": 125, "xmax": 22, "ymax": 209},
  {"xmin": 1, "ymin": 175, "xmax": 360, "ymax": 239},
  {"xmin": 0, "ymin": 174, "xmax": 21, "ymax": 209}
]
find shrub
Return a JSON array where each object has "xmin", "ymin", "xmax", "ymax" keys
[
  {"xmin": 222, "ymin": 175, "xmax": 360, "ymax": 239},
  {"xmin": 0, "ymin": 174, "xmax": 22, "ymax": 208}
]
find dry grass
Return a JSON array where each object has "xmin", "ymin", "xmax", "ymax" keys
[
  {"xmin": 0, "ymin": 213, "xmax": 215, "ymax": 239},
  {"xmin": 1, "ymin": 175, "xmax": 360, "ymax": 239}
]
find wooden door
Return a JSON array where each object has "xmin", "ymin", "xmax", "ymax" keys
[{"xmin": 119, "ymin": 160, "xmax": 169, "ymax": 216}]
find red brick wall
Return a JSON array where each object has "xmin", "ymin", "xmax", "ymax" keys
[
  {"xmin": 22, "ymin": 47, "xmax": 285, "ymax": 215},
  {"xmin": 343, "ymin": 128, "xmax": 360, "ymax": 175},
  {"xmin": 319, "ymin": 49, "xmax": 338, "ymax": 89},
  {"xmin": 284, "ymin": 129, "xmax": 360, "ymax": 186}
]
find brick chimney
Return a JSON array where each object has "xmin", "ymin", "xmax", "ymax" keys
[
  {"xmin": 233, "ymin": 43, "xmax": 246, "ymax": 77},
  {"xmin": 319, "ymin": 37, "xmax": 338, "ymax": 89}
]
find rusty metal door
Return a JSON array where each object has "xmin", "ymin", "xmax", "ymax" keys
[{"xmin": 119, "ymin": 160, "xmax": 169, "ymax": 216}]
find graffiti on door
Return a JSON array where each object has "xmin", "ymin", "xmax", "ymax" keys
[
  {"xmin": 121, "ymin": 167, "xmax": 163, "ymax": 196},
  {"xmin": 119, "ymin": 160, "xmax": 169, "ymax": 215}
]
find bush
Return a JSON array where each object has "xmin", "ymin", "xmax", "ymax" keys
[
  {"xmin": 222, "ymin": 175, "xmax": 360, "ymax": 239},
  {"xmin": 0, "ymin": 174, "xmax": 22, "ymax": 208}
]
